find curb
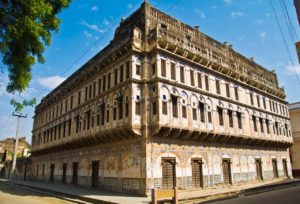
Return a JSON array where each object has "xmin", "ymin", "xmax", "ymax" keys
[{"xmin": 14, "ymin": 182, "xmax": 119, "ymax": 204}]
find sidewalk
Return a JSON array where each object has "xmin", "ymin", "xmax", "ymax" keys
[
  {"xmin": 13, "ymin": 181, "xmax": 151, "ymax": 204},
  {"xmin": 11, "ymin": 178, "xmax": 300, "ymax": 204}
]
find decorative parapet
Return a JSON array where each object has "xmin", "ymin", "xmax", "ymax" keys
[{"xmin": 145, "ymin": 4, "xmax": 285, "ymax": 99}]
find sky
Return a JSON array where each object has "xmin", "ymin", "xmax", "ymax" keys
[{"xmin": 1, "ymin": 0, "xmax": 300, "ymax": 143}]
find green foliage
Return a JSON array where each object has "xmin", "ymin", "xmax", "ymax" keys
[
  {"xmin": 10, "ymin": 98, "xmax": 37, "ymax": 113},
  {"xmin": 0, "ymin": 0, "xmax": 70, "ymax": 112}
]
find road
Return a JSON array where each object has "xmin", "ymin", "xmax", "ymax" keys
[
  {"xmin": 0, "ymin": 181, "xmax": 78, "ymax": 204},
  {"xmin": 207, "ymin": 185, "xmax": 300, "ymax": 204}
]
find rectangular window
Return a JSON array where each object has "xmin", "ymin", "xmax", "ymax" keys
[
  {"xmin": 205, "ymin": 75, "xmax": 209, "ymax": 91},
  {"xmin": 65, "ymin": 99, "xmax": 68, "ymax": 112},
  {"xmin": 108, "ymin": 73, "xmax": 111, "ymax": 89},
  {"xmin": 199, "ymin": 103, "xmax": 205, "ymax": 122},
  {"xmin": 118, "ymin": 100, "xmax": 123, "ymax": 120},
  {"xmin": 263, "ymin": 98, "xmax": 266, "ymax": 109},
  {"xmin": 171, "ymin": 62, "xmax": 176, "ymax": 80},
  {"xmin": 126, "ymin": 61, "xmax": 130, "ymax": 78},
  {"xmin": 257, "ymin": 95, "xmax": 260, "ymax": 107},
  {"xmin": 113, "ymin": 107, "xmax": 117, "ymax": 120},
  {"xmin": 98, "ymin": 79, "xmax": 101, "ymax": 95},
  {"xmin": 197, "ymin": 73, "xmax": 202, "ymax": 88},
  {"xmin": 89, "ymin": 84, "xmax": 92, "ymax": 99},
  {"xmin": 228, "ymin": 110, "xmax": 233, "ymax": 127},
  {"xmin": 70, "ymin": 96, "xmax": 73, "ymax": 109},
  {"xmin": 216, "ymin": 80, "xmax": 220, "ymax": 94},
  {"xmin": 180, "ymin": 66, "xmax": 185, "ymax": 83},
  {"xmin": 42, "ymin": 164, "xmax": 45, "ymax": 176},
  {"xmin": 162, "ymin": 102, "xmax": 168, "ymax": 115},
  {"xmin": 234, "ymin": 86, "xmax": 239, "ymax": 100},
  {"xmin": 208, "ymin": 112, "xmax": 212, "ymax": 123},
  {"xmin": 136, "ymin": 64, "xmax": 141, "ymax": 75},
  {"xmin": 161, "ymin": 59, "xmax": 166, "ymax": 77},
  {"xmin": 152, "ymin": 102, "xmax": 157, "ymax": 115},
  {"xmin": 102, "ymin": 76, "xmax": 106, "ymax": 92},
  {"xmin": 190, "ymin": 70, "xmax": 194, "ymax": 86},
  {"xmin": 98, "ymin": 79, "xmax": 101, "ymax": 94},
  {"xmin": 85, "ymin": 87, "xmax": 88, "ymax": 101},
  {"xmin": 101, "ymin": 104, "xmax": 105, "ymax": 125},
  {"xmin": 253, "ymin": 116, "xmax": 257, "ymax": 132},
  {"xmin": 226, "ymin": 83, "xmax": 230, "ymax": 98},
  {"xmin": 97, "ymin": 114, "xmax": 100, "ymax": 126},
  {"xmin": 120, "ymin": 65, "xmax": 124, "ymax": 82},
  {"xmin": 250, "ymin": 93, "xmax": 254, "ymax": 105},
  {"xmin": 269, "ymin": 100, "xmax": 273, "ymax": 112},
  {"xmin": 135, "ymin": 102, "xmax": 141, "ymax": 115},
  {"xmin": 87, "ymin": 111, "xmax": 91, "ymax": 130},
  {"xmin": 192, "ymin": 108, "xmax": 197, "ymax": 120},
  {"xmin": 266, "ymin": 119, "xmax": 270, "ymax": 134},
  {"xmin": 218, "ymin": 107, "xmax": 223, "ymax": 126},
  {"xmin": 237, "ymin": 112, "xmax": 242, "ymax": 129},
  {"xmin": 182, "ymin": 106, "xmax": 187, "ymax": 118},
  {"xmin": 259, "ymin": 118, "xmax": 264, "ymax": 132},
  {"xmin": 152, "ymin": 63, "xmax": 156, "ymax": 75},
  {"xmin": 172, "ymin": 96, "xmax": 178, "ymax": 118},
  {"xmin": 93, "ymin": 82, "xmax": 96, "ymax": 97},
  {"xmin": 125, "ymin": 103, "xmax": 129, "ymax": 117},
  {"xmin": 114, "ymin": 69, "xmax": 118, "ymax": 85}
]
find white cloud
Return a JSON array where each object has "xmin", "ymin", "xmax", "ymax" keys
[
  {"xmin": 80, "ymin": 20, "xmax": 106, "ymax": 33},
  {"xmin": 128, "ymin": 4, "xmax": 133, "ymax": 9},
  {"xmin": 259, "ymin": 31, "xmax": 267, "ymax": 41},
  {"xmin": 84, "ymin": 30, "xmax": 93, "ymax": 38},
  {"xmin": 231, "ymin": 11, "xmax": 244, "ymax": 18},
  {"xmin": 224, "ymin": 0, "xmax": 232, "ymax": 5},
  {"xmin": 0, "ymin": 84, "xmax": 7, "ymax": 96},
  {"xmin": 0, "ymin": 74, "xmax": 9, "ymax": 96},
  {"xmin": 286, "ymin": 64, "xmax": 300, "ymax": 75},
  {"xmin": 103, "ymin": 18, "xmax": 110, "ymax": 26},
  {"xmin": 91, "ymin": 6, "xmax": 98, "ymax": 11},
  {"xmin": 195, "ymin": 9, "xmax": 206, "ymax": 19},
  {"xmin": 37, "ymin": 76, "xmax": 66, "ymax": 89},
  {"xmin": 254, "ymin": 19, "xmax": 264, "ymax": 25}
]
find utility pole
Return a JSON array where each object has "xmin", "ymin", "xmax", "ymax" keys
[{"xmin": 10, "ymin": 112, "xmax": 27, "ymax": 179}]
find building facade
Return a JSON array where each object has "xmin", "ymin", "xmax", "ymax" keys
[
  {"xmin": 289, "ymin": 102, "xmax": 300, "ymax": 177},
  {"xmin": 30, "ymin": 2, "xmax": 292, "ymax": 196}
]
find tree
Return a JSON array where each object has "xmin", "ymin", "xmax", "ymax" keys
[{"xmin": 0, "ymin": 0, "xmax": 71, "ymax": 111}]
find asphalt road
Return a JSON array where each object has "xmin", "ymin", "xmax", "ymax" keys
[
  {"xmin": 0, "ymin": 181, "xmax": 77, "ymax": 204},
  {"xmin": 208, "ymin": 185, "xmax": 300, "ymax": 204}
]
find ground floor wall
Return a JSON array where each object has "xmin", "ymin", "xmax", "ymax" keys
[
  {"xmin": 29, "ymin": 140, "xmax": 147, "ymax": 195},
  {"xmin": 29, "ymin": 139, "xmax": 292, "ymax": 196},
  {"xmin": 291, "ymin": 139, "xmax": 300, "ymax": 177},
  {"xmin": 146, "ymin": 139, "xmax": 292, "ymax": 192}
]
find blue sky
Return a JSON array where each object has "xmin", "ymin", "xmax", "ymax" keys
[{"xmin": 1, "ymin": 0, "xmax": 300, "ymax": 143}]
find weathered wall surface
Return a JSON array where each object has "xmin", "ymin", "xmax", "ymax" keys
[
  {"xmin": 146, "ymin": 140, "xmax": 291, "ymax": 190},
  {"xmin": 30, "ymin": 140, "xmax": 147, "ymax": 195}
]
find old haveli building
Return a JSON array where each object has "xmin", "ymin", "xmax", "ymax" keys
[{"xmin": 30, "ymin": 2, "xmax": 293, "ymax": 196}]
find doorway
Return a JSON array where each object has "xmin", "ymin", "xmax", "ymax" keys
[
  {"xmin": 255, "ymin": 159, "xmax": 263, "ymax": 181},
  {"xmin": 222, "ymin": 159, "xmax": 232, "ymax": 184},
  {"xmin": 91, "ymin": 160, "xmax": 99, "ymax": 187},
  {"xmin": 161, "ymin": 157, "xmax": 176, "ymax": 189},
  {"xmin": 191, "ymin": 159, "xmax": 204, "ymax": 188}
]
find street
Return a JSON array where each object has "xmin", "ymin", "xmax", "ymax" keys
[
  {"xmin": 0, "ymin": 181, "xmax": 76, "ymax": 204},
  {"xmin": 207, "ymin": 185, "xmax": 300, "ymax": 204}
]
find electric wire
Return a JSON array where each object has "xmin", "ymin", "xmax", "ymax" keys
[{"xmin": 269, "ymin": 0, "xmax": 300, "ymax": 84}]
